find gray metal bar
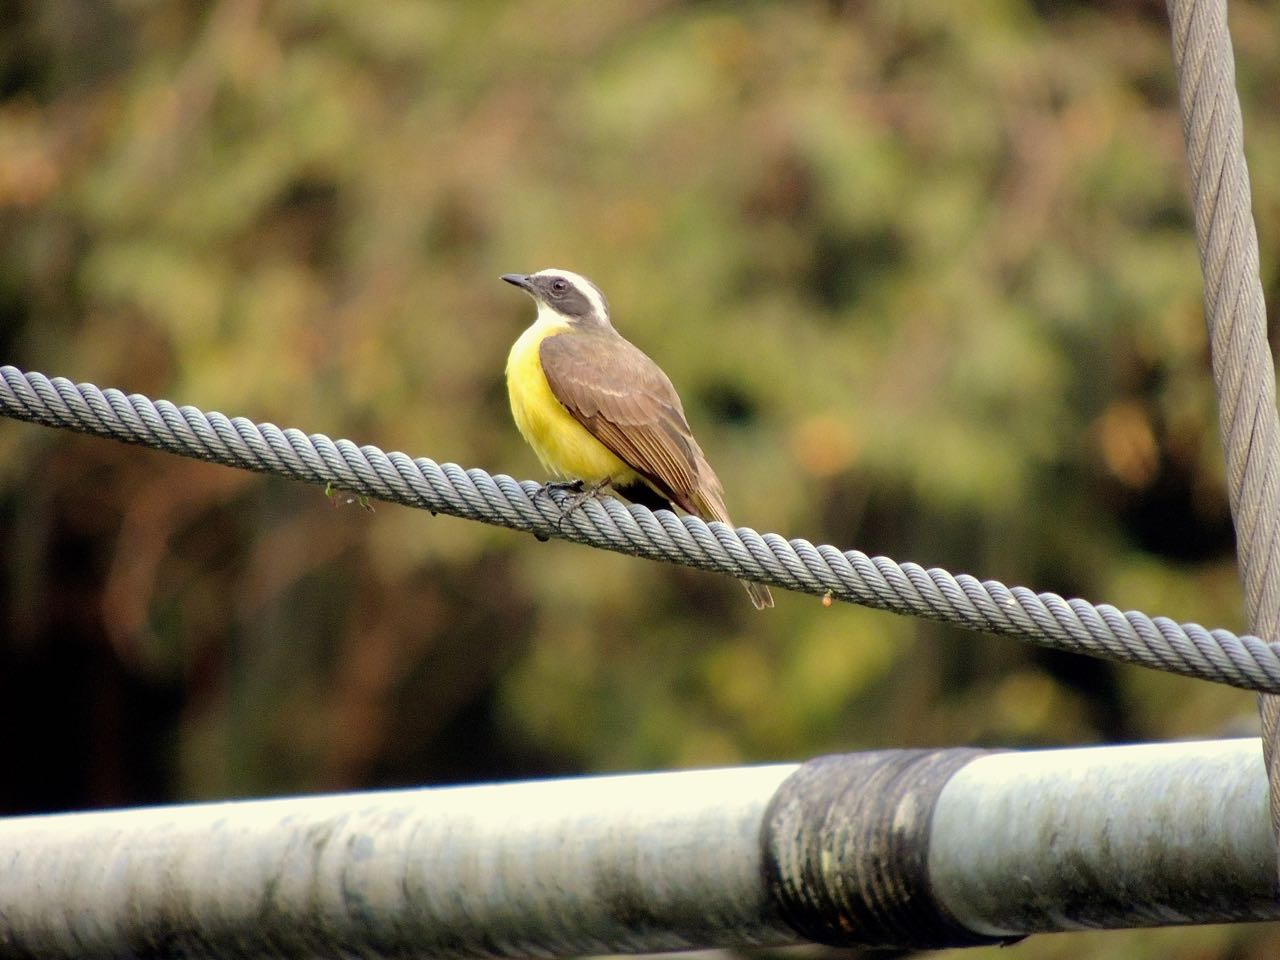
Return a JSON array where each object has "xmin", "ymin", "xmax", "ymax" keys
[
  {"xmin": 0, "ymin": 741, "xmax": 1276, "ymax": 958},
  {"xmin": 0, "ymin": 766, "xmax": 800, "ymax": 958},
  {"xmin": 930, "ymin": 738, "xmax": 1279, "ymax": 934}
]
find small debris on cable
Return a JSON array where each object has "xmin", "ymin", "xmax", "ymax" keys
[{"xmin": 325, "ymin": 480, "xmax": 375, "ymax": 512}]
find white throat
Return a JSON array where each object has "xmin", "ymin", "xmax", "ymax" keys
[{"xmin": 533, "ymin": 300, "xmax": 575, "ymax": 330}]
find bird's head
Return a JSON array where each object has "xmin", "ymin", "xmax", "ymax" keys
[{"xmin": 501, "ymin": 269, "xmax": 611, "ymax": 329}]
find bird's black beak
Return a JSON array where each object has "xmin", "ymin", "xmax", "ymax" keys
[{"xmin": 501, "ymin": 273, "xmax": 534, "ymax": 292}]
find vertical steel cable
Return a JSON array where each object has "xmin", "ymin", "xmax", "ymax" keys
[{"xmin": 1166, "ymin": 0, "xmax": 1280, "ymax": 834}]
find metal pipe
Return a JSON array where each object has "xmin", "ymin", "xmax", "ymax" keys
[
  {"xmin": 930, "ymin": 738, "xmax": 1279, "ymax": 934},
  {"xmin": 0, "ymin": 765, "xmax": 800, "ymax": 958},
  {"xmin": 0, "ymin": 741, "xmax": 1275, "ymax": 958}
]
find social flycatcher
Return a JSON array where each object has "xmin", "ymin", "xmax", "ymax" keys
[{"xmin": 503, "ymin": 268, "xmax": 774, "ymax": 610}]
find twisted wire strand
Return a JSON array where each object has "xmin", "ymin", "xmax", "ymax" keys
[
  {"xmin": 1166, "ymin": 0, "xmax": 1280, "ymax": 831},
  {"xmin": 3, "ymin": 364, "xmax": 1279, "ymax": 693}
]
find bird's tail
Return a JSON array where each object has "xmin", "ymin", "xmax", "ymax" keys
[{"xmin": 692, "ymin": 481, "xmax": 774, "ymax": 610}]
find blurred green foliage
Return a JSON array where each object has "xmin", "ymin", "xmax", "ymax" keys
[{"xmin": 2, "ymin": 1, "xmax": 1280, "ymax": 955}]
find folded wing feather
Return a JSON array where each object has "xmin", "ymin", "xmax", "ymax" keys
[{"xmin": 539, "ymin": 330, "xmax": 728, "ymax": 519}]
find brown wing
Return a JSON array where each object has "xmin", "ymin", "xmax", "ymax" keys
[
  {"xmin": 539, "ymin": 329, "xmax": 726, "ymax": 518},
  {"xmin": 542, "ymin": 329, "xmax": 773, "ymax": 609}
]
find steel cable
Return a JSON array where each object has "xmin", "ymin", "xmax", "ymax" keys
[
  {"xmin": 1166, "ymin": 0, "xmax": 1280, "ymax": 834},
  {"xmin": 3, "ymin": 363, "xmax": 1279, "ymax": 692}
]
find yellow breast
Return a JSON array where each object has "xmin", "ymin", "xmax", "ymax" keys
[{"xmin": 506, "ymin": 319, "xmax": 638, "ymax": 485}]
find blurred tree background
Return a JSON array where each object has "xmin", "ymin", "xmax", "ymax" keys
[{"xmin": 1, "ymin": 1, "xmax": 1279, "ymax": 956}]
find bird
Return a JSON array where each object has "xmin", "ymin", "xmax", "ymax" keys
[{"xmin": 502, "ymin": 268, "xmax": 773, "ymax": 609}]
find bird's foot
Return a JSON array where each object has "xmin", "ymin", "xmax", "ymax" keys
[
  {"xmin": 535, "ymin": 478, "xmax": 611, "ymax": 530},
  {"xmin": 533, "ymin": 479, "xmax": 585, "ymax": 503},
  {"xmin": 561, "ymin": 479, "xmax": 610, "ymax": 519}
]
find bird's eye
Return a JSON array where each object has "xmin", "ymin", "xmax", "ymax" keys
[{"xmin": 550, "ymin": 278, "xmax": 569, "ymax": 295}]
